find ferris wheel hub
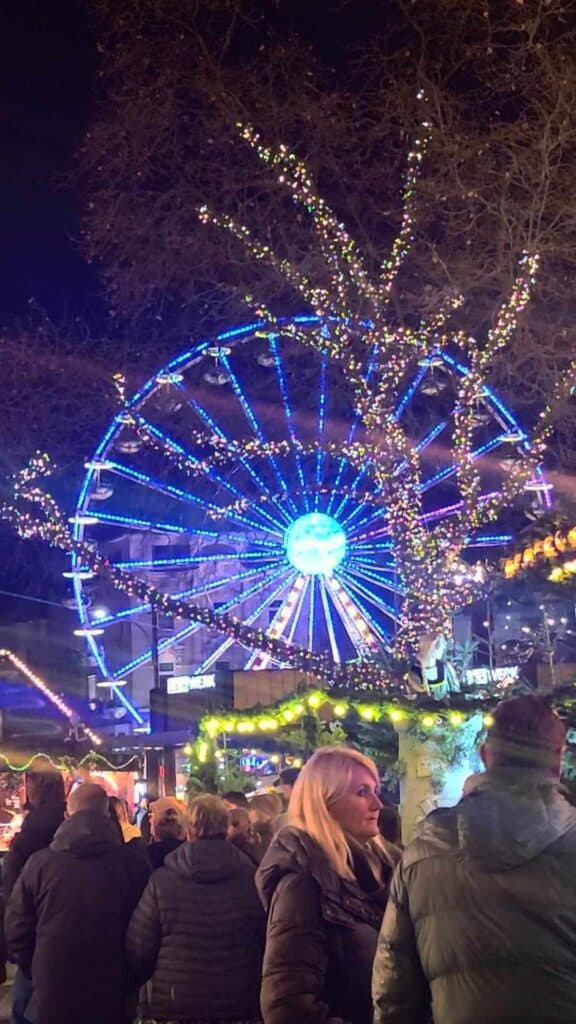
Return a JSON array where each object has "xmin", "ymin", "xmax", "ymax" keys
[{"xmin": 285, "ymin": 512, "xmax": 347, "ymax": 576}]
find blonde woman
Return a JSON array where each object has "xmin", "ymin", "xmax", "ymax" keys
[{"xmin": 257, "ymin": 747, "xmax": 400, "ymax": 1024}]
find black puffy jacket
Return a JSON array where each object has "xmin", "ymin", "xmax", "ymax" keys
[
  {"xmin": 372, "ymin": 768, "xmax": 576, "ymax": 1024},
  {"xmin": 1, "ymin": 802, "xmax": 65, "ymax": 902},
  {"xmin": 5, "ymin": 810, "xmax": 150, "ymax": 1024},
  {"xmin": 257, "ymin": 826, "xmax": 395, "ymax": 1024},
  {"xmin": 126, "ymin": 837, "xmax": 265, "ymax": 1021}
]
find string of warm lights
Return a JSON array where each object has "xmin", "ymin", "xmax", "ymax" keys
[
  {"xmin": 0, "ymin": 750, "xmax": 140, "ymax": 773},
  {"xmin": 198, "ymin": 686, "xmax": 501, "ymax": 743},
  {"xmin": 504, "ymin": 525, "xmax": 576, "ymax": 582},
  {"xmin": 0, "ymin": 647, "xmax": 102, "ymax": 747},
  {"xmin": 195, "ymin": 110, "xmax": 570, "ymax": 655}
]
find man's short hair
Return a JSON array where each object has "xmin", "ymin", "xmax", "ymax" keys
[
  {"xmin": 275, "ymin": 767, "xmax": 301, "ymax": 789},
  {"xmin": 486, "ymin": 695, "xmax": 566, "ymax": 773},
  {"xmin": 67, "ymin": 783, "xmax": 109, "ymax": 817},
  {"xmin": 221, "ymin": 790, "xmax": 249, "ymax": 808}
]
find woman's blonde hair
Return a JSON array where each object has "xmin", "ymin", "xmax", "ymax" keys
[
  {"xmin": 248, "ymin": 791, "xmax": 283, "ymax": 824},
  {"xmin": 289, "ymin": 746, "xmax": 399, "ymax": 880},
  {"xmin": 188, "ymin": 794, "xmax": 229, "ymax": 839}
]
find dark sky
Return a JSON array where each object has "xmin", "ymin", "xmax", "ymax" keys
[{"xmin": 1, "ymin": 0, "xmax": 99, "ymax": 319}]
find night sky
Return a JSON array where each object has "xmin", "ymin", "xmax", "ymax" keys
[{"xmin": 1, "ymin": 0, "xmax": 98, "ymax": 319}]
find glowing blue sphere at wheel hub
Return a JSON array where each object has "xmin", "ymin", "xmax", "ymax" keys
[{"xmin": 285, "ymin": 512, "xmax": 347, "ymax": 576}]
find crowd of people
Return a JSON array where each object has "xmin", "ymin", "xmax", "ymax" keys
[{"xmin": 0, "ymin": 693, "xmax": 575, "ymax": 1024}]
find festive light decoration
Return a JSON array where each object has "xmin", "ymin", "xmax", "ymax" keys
[
  {"xmin": 3, "ymin": 105, "xmax": 574, "ymax": 694},
  {"xmin": 0, "ymin": 751, "xmax": 139, "ymax": 773},
  {"xmin": 196, "ymin": 680, "xmax": 576, "ymax": 744},
  {"xmin": 0, "ymin": 648, "xmax": 102, "ymax": 747},
  {"xmin": 504, "ymin": 525, "xmax": 576, "ymax": 582}
]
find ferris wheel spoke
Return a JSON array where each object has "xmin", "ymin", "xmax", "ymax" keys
[
  {"xmin": 183, "ymin": 395, "xmax": 293, "ymax": 528},
  {"xmin": 333, "ymin": 572, "xmax": 394, "ymax": 647},
  {"xmin": 137, "ymin": 410, "xmax": 290, "ymax": 533},
  {"xmin": 339, "ymin": 497, "xmax": 385, "ymax": 533},
  {"xmin": 111, "ymin": 564, "xmax": 293, "ymax": 679},
  {"xmin": 193, "ymin": 568, "xmax": 298, "ymax": 675},
  {"xmin": 419, "ymin": 434, "xmax": 508, "ymax": 493},
  {"xmin": 465, "ymin": 532, "xmax": 512, "ymax": 548},
  {"xmin": 337, "ymin": 566, "xmax": 401, "ymax": 627},
  {"xmin": 95, "ymin": 563, "xmax": 285, "ymax": 628},
  {"xmin": 79, "ymin": 506, "xmax": 218, "ymax": 541},
  {"xmin": 343, "ymin": 560, "xmax": 406, "ymax": 598},
  {"xmin": 112, "ymin": 550, "xmax": 283, "ymax": 572},
  {"xmin": 218, "ymin": 351, "xmax": 300, "ymax": 517},
  {"xmin": 323, "ymin": 574, "xmax": 380, "ymax": 656},
  {"xmin": 247, "ymin": 574, "xmax": 309, "ymax": 670},
  {"xmin": 314, "ymin": 355, "xmax": 328, "ymax": 510},
  {"xmin": 326, "ymin": 343, "xmax": 379, "ymax": 515},
  {"xmin": 319, "ymin": 577, "xmax": 342, "ymax": 663},
  {"xmin": 105, "ymin": 454, "xmax": 284, "ymax": 539},
  {"xmin": 392, "ymin": 420, "xmax": 449, "ymax": 478},
  {"xmin": 268, "ymin": 336, "xmax": 310, "ymax": 512}
]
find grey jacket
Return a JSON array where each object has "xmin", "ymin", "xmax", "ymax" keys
[{"xmin": 372, "ymin": 769, "xmax": 576, "ymax": 1024}]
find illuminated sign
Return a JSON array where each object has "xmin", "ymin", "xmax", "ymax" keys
[
  {"xmin": 166, "ymin": 674, "xmax": 217, "ymax": 695},
  {"xmin": 464, "ymin": 666, "xmax": 519, "ymax": 687}
]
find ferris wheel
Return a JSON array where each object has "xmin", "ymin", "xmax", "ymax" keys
[{"xmin": 70, "ymin": 316, "xmax": 549, "ymax": 717}]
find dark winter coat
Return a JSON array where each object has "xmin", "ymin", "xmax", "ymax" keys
[
  {"xmin": 126, "ymin": 836, "xmax": 265, "ymax": 1021},
  {"xmin": 1, "ymin": 802, "xmax": 65, "ymax": 902},
  {"xmin": 257, "ymin": 826, "xmax": 395, "ymax": 1024},
  {"xmin": 5, "ymin": 809, "xmax": 150, "ymax": 1024},
  {"xmin": 372, "ymin": 768, "xmax": 576, "ymax": 1024},
  {"xmin": 147, "ymin": 836, "xmax": 183, "ymax": 871}
]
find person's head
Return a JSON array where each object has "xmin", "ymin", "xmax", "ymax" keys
[
  {"xmin": 108, "ymin": 795, "xmax": 129, "ymax": 825},
  {"xmin": 188, "ymin": 794, "xmax": 229, "ymax": 841},
  {"xmin": 248, "ymin": 792, "xmax": 283, "ymax": 827},
  {"xmin": 481, "ymin": 695, "xmax": 566, "ymax": 779},
  {"xmin": 290, "ymin": 746, "xmax": 393, "ymax": 880},
  {"xmin": 150, "ymin": 797, "xmax": 187, "ymax": 842},
  {"xmin": 25, "ymin": 770, "xmax": 65, "ymax": 811},
  {"xmin": 221, "ymin": 791, "xmax": 249, "ymax": 809},
  {"xmin": 67, "ymin": 783, "xmax": 109, "ymax": 818},
  {"xmin": 227, "ymin": 806, "xmax": 255, "ymax": 843},
  {"xmin": 138, "ymin": 794, "xmax": 151, "ymax": 810},
  {"xmin": 276, "ymin": 767, "xmax": 301, "ymax": 803}
]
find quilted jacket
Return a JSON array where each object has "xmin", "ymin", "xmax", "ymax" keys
[
  {"xmin": 372, "ymin": 768, "xmax": 576, "ymax": 1024},
  {"xmin": 126, "ymin": 837, "xmax": 265, "ymax": 1021}
]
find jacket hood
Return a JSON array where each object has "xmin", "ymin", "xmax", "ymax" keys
[
  {"xmin": 164, "ymin": 836, "xmax": 250, "ymax": 882},
  {"xmin": 413, "ymin": 769, "xmax": 576, "ymax": 872},
  {"xmin": 50, "ymin": 810, "xmax": 123, "ymax": 857},
  {"xmin": 257, "ymin": 826, "xmax": 342, "ymax": 911}
]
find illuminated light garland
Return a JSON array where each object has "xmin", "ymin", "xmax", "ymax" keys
[
  {"xmin": 2, "ymin": 456, "xmax": 392, "ymax": 688},
  {"xmin": 504, "ymin": 524, "xmax": 576, "ymax": 581},
  {"xmin": 5, "ymin": 106, "xmax": 576, "ymax": 672},
  {"xmin": 0, "ymin": 750, "xmax": 140, "ymax": 773},
  {"xmin": 197, "ymin": 682, "xmax": 558, "ymax": 743},
  {"xmin": 0, "ymin": 648, "xmax": 103, "ymax": 748}
]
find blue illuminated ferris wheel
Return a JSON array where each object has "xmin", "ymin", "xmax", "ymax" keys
[{"xmin": 71, "ymin": 316, "xmax": 547, "ymax": 713}]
